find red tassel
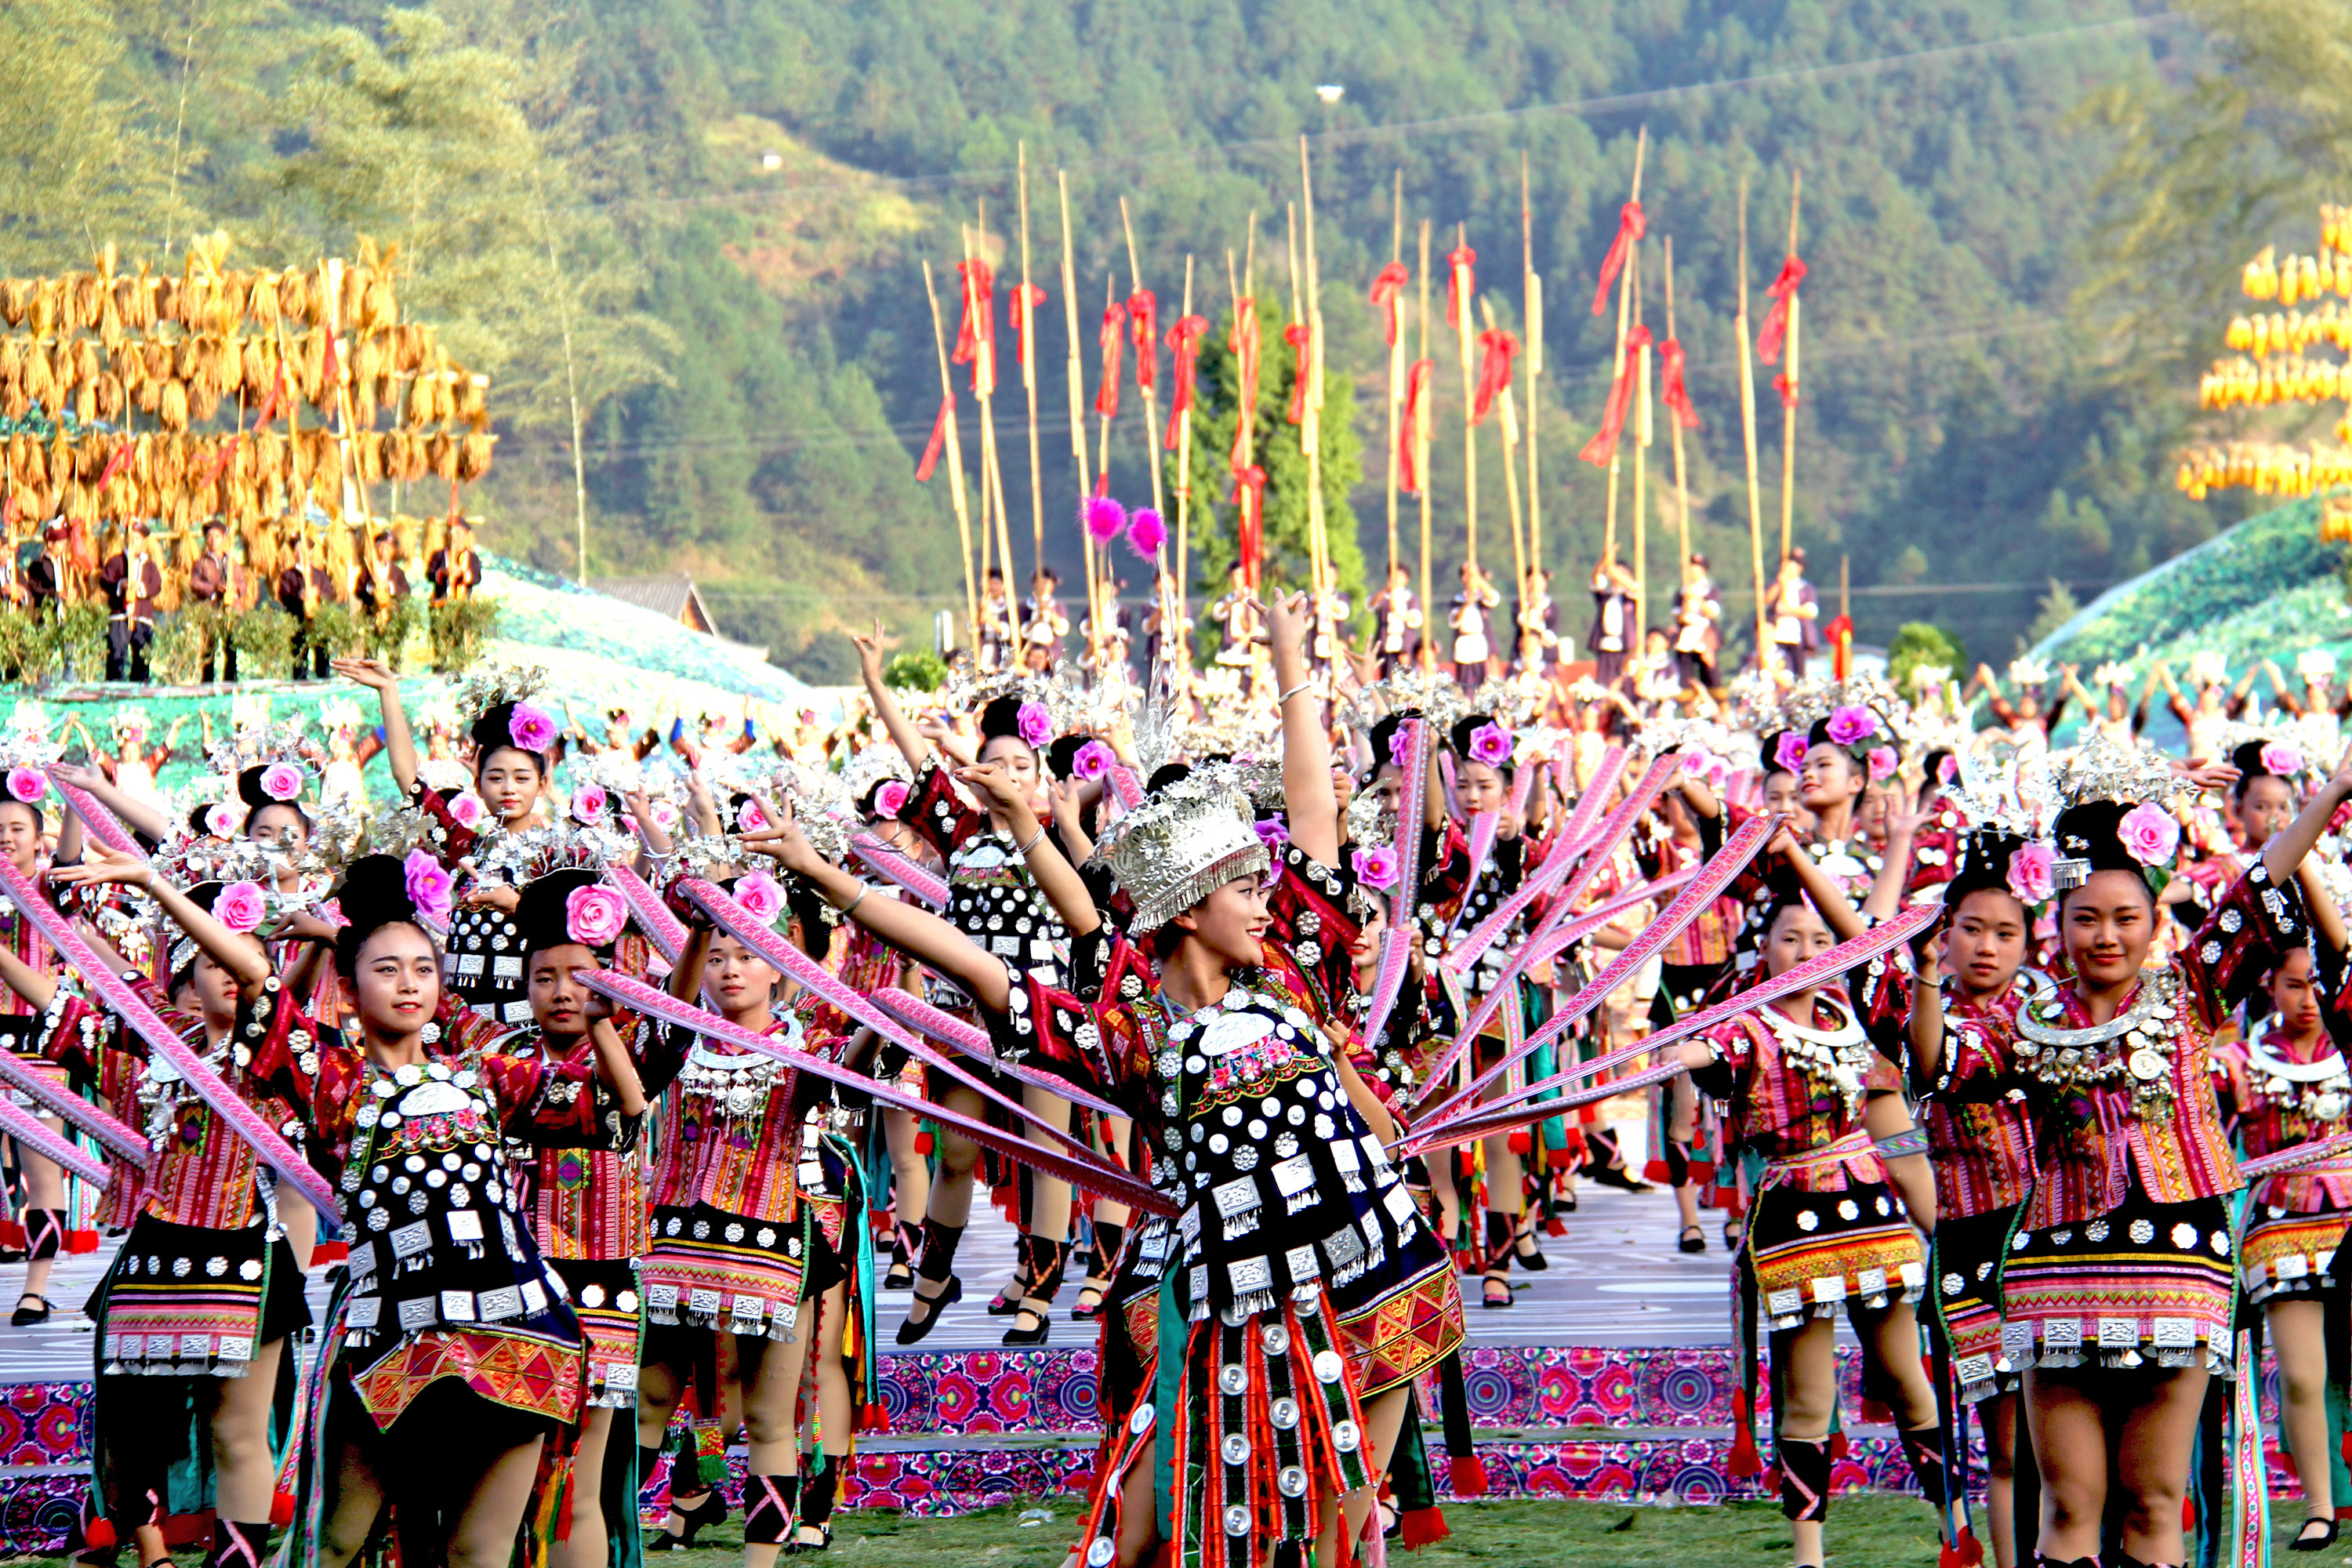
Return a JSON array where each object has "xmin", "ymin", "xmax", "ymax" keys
[
  {"xmin": 2182, "ymin": 1494, "xmax": 2196, "ymax": 1532},
  {"xmin": 1399, "ymin": 1508, "xmax": 1450, "ymax": 1548},
  {"xmin": 858, "ymin": 1403, "xmax": 889, "ymax": 1434},
  {"xmin": 1544, "ymin": 1217, "xmax": 1566, "ymax": 1237},
  {"xmin": 0, "ymin": 1221, "xmax": 26, "ymax": 1250},
  {"xmin": 1690, "ymin": 1162, "xmax": 1717, "ymax": 1184},
  {"xmin": 1448, "ymin": 1452, "xmax": 1488, "ymax": 1497},
  {"xmin": 310, "ymin": 1240, "xmax": 349, "ymax": 1267},
  {"xmin": 1763, "ymin": 1465, "xmax": 1781, "ymax": 1494},
  {"xmin": 1642, "ymin": 1160, "xmax": 1671, "ymax": 1184},
  {"xmin": 1860, "ymin": 1397, "xmax": 1893, "ymax": 1425},
  {"xmin": 1940, "ymin": 1543, "xmax": 1964, "ymax": 1568},
  {"xmin": 1545, "ymin": 1147, "xmax": 1576, "ymax": 1170},
  {"xmin": 271, "ymin": 1490, "xmax": 295, "ymax": 1526},
  {"xmin": 66, "ymin": 1229, "xmax": 99, "ymax": 1254},
  {"xmin": 1507, "ymin": 1132, "xmax": 1531, "ymax": 1156},
  {"xmin": 1830, "ymin": 1431, "xmax": 1849, "ymax": 1461},
  {"xmin": 82, "ymin": 1519, "xmax": 117, "ymax": 1550},
  {"xmin": 915, "ymin": 1131, "xmax": 934, "ymax": 1156},
  {"xmin": 2281, "ymin": 1449, "xmax": 2301, "ymax": 1479},
  {"xmin": 1726, "ymin": 1392, "xmax": 1763, "ymax": 1477},
  {"xmin": 1957, "ymin": 1526, "xmax": 1984, "ymax": 1565}
]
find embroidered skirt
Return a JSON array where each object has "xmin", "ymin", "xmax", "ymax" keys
[
  {"xmin": 1747, "ymin": 1177, "xmax": 1928, "ymax": 1332},
  {"xmin": 547, "ymin": 1258, "xmax": 641, "ymax": 1408},
  {"xmin": 2239, "ymin": 1200, "xmax": 2350, "ymax": 1306},
  {"xmin": 1930, "ymin": 1201, "xmax": 2023, "ymax": 1404},
  {"xmin": 643, "ymin": 1203, "xmax": 808, "ymax": 1341},
  {"xmin": 92, "ymin": 1214, "xmax": 311, "ymax": 1376},
  {"xmin": 2001, "ymin": 1189, "xmax": 2236, "ymax": 1375}
]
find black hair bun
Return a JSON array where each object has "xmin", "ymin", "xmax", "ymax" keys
[
  {"xmin": 2050, "ymin": 800, "xmax": 2142, "ymax": 878},
  {"xmin": 333, "ymin": 854, "xmax": 426, "ymax": 975},
  {"xmin": 979, "ymin": 695, "xmax": 1025, "ymax": 744},
  {"xmin": 2231, "ymin": 739, "xmax": 2273, "ymax": 780},
  {"xmin": 1945, "ymin": 827, "xmax": 2027, "ymax": 907},
  {"xmin": 1368, "ymin": 713, "xmax": 1408, "ymax": 771},
  {"xmin": 1047, "ymin": 734, "xmax": 1088, "ymax": 781},
  {"xmin": 470, "ymin": 702, "xmax": 549, "ymax": 767},
  {"xmin": 236, "ymin": 766, "xmax": 270, "ymax": 811},
  {"xmin": 514, "ymin": 868, "xmax": 601, "ymax": 959},
  {"xmin": 1145, "ymin": 762, "xmax": 1192, "ymax": 794}
]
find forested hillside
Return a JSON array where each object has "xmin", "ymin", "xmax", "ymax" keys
[{"xmin": 0, "ymin": 0, "xmax": 2278, "ymax": 680}]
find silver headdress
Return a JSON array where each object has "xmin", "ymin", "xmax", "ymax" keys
[
  {"xmin": 2047, "ymin": 734, "xmax": 2190, "ymax": 811},
  {"xmin": 1089, "ymin": 770, "xmax": 1270, "ymax": 935},
  {"xmin": 452, "ymin": 661, "xmax": 549, "ymax": 718}
]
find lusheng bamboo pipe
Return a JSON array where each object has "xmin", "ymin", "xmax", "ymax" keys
[
  {"xmin": 921, "ymin": 259, "xmax": 979, "ymax": 648},
  {"xmin": 1736, "ymin": 180, "xmax": 1769, "ymax": 671},
  {"xmin": 1054, "ymin": 171, "xmax": 1100, "ymax": 666},
  {"xmin": 1601, "ymin": 126, "xmax": 1646, "ymax": 567}
]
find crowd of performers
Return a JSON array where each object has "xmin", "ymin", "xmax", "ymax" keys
[{"xmin": 7, "ymin": 597, "xmax": 2352, "ymax": 1568}]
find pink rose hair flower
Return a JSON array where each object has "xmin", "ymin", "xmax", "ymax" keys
[
  {"xmin": 1017, "ymin": 701, "xmax": 1054, "ymax": 748},
  {"xmin": 1824, "ymin": 705, "xmax": 1879, "ymax": 747},
  {"xmin": 204, "ymin": 801, "xmax": 242, "ymax": 838},
  {"xmin": 2006, "ymin": 842, "xmax": 2056, "ymax": 906},
  {"xmin": 873, "ymin": 779, "xmax": 911, "ymax": 820},
  {"xmin": 734, "ymin": 870, "xmax": 786, "ymax": 924},
  {"xmin": 1867, "ymin": 746, "xmax": 1899, "ymax": 782},
  {"xmin": 1468, "ymin": 721, "xmax": 1513, "ymax": 768},
  {"xmin": 2262, "ymin": 742, "xmax": 2305, "ymax": 778},
  {"xmin": 2118, "ymin": 802, "xmax": 2181, "ymax": 868},
  {"xmin": 446, "ymin": 793, "xmax": 486, "ymax": 829},
  {"xmin": 214, "ymin": 881, "xmax": 268, "ymax": 934},
  {"xmin": 734, "ymin": 796, "xmax": 768, "ymax": 833},
  {"xmin": 572, "ymin": 784, "xmax": 611, "ymax": 825},
  {"xmin": 402, "ymin": 850, "xmax": 454, "ymax": 922},
  {"xmin": 1254, "ymin": 818, "xmax": 1290, "ymax": 851},
  {"xmin": 1772, "ymin": 731, "xmax": 1809, "ymax": 775},
  {"xmin": 565, "ymin": 884, "xmax": 628, "ymax": 946},
  {"xmin": 5, "ymin": 768, "xmax": 45, "ymax": 806},
  {"xmin": 259, "ymin": 762, "xmax": 303, "ymax": 802},
  {"xmin": 1937, "ymin": 753, "xmax": 1960, "ymax": 786},
  {"xmin": 1073, "ymin": 739, "xmax": 1116, "ymax": 781},
  {"xmin": 1352, "ymin": 844, "xmax": 1400, "ymax": 891},
  {"xmin": 507, "ymin": 702, "xmax": 557, "ymax": 753},
  {"xmin": 1386, "ymin": 727, "xmax": 1415, "ymax": 768}
]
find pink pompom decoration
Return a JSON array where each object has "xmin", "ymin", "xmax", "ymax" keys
[
  {"xmin": 2006, "ymin": 843, "xmax": 2056, "ymax": 905},
  {"xmin": 507, "ymin": 702, "xmax": 557, "ymax": 753},
  {"xmin": 1073, "ymin": 739, "xmax": 1116, "ymax": 781},
  {"xmin": 1352, "ymin": 845, "xmax": 1400, "ymax": 891},
  {"xmin": 1867, "ymin": 746, "xmax": 1899, "ymax": 782},
  {"xmin": 1127, "ymin": 507, "xmax": 1167, "ymax": 557},
  {"xmin": 1824, "ymin": 705, "xmax": 1879, "ymax": 747},
  {"xmin": 565, "ymin": 884, "xmax": 628, "ymax": 946},
  {"xmin": 2118, "ymin": 802, "xmax": 2181, "ymax": 868},
  {"xmin": 1254, "ymin": 818, "xmax": 1290, "ymax": 851},
  {"xmin": 214, "ymin": 881, "xmax": 268, "ymax": 935},
  {"xmin": 873, "ymin": 779, "xmax": 911, "ymax": 819},
  {"xmin": 1017, "ymin": 701, "xmax": 1054, "ymax": 747},
  {"xmin": 447, "ymin": 793, "xmax": 486, "ymax": 829},
  {"xmin": 735, "ymin": 797, "xmax": 768, "ymax": 833},
  {"xmin": 402, "ymin": 849, "xmax": 454, "ymax": 922},
  {"xmin": 1083, "ymin": 495, "xmax": 1129, "ymax": 544},
  {"xmin": 1387, "ymin": 728, "xmax": 1415, "ymax": 768},
  {"xmin": 734, "ymin": 871, "xmax": 786, "ymax": 924},
  {"xmin": 1468, "ymin": 722, "xmax": 1513, "ymax": 768},
  {"xmin": 205, "ymin": 802, "xmax": 242, "ymax": 839},
  {"xmin": 2263, "ymin": 742, "xmax": 2305, "ymax": 778},
  {"xmin": 1772, "ymin": 731, "xmax": 1809, "ymax": 775},
  {"xmin": 3, "ymin": 768, "xmax": 45, "ymax": 806},
  {"xmin": 259, "ymin": 762, "xmax": 303, "ymax": 802},
  {"xmin": 572, "ymin": 785, "xmax": 611, "ymax": 825}
]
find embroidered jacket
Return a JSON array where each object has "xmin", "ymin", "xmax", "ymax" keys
[
  {"xmin": 647, "ymin": 1000, "xmax": 851, "ymax": 1228},
  {"xmin": 1909, "ymin": 984, "xmax": 2038, "ymax": 1218},
  {"xmin": 1692, "ymin": 987, "xmax": 1889, "ymax": 1192}
]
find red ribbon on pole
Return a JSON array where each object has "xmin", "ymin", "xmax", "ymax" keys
[
  {"xmin": 1094, "ymin": 301, "xmax": 1127, "ymax": 420},
  {"xmin": 201, "ymin": 363, "xmax": 288, "ymax": 485},
  {"xmin": 1127, "ymin": 289, "xmax": 1159, "ymax": 397},
  {"xmin": 1773, "ymin": 372, "xmax": 1798, "ymax": 411},
  {"xmin": 1229, "ymin": 299, "xmax": 1260, "ymax": 473},
  {"xmin": 1283, "ymin": 322, "xmax": 1312, "ymax": 425},
  {"xmin": 953, "ymin": 259, "xmax": 996, "ymax": 393},
  {"xmin": 1446, "ymin": 245, "xmax": 1477, "ymax": 332},
  {"xmin": 915, "ymin": 392, "xmax": 954, "ymax": 481},
  {"xmin": 1757, "ymin": 256, "xmax": 1807, "ymax": 365},
  {"xmin": 1659, "ymin": 338, "xmax": 1702, "ymax": 430},
  {"xmin": 1591, "ymin": 200, "xmax": 1646, "ymax": 315},
  {"xmin": 96, "ymin": 437, "xmax": 133, "ymax": 490},
  {"xmin": 1232, "ymin": 464, "xmax": 1268, "ymax": 590},
  {"xmin": 1008, "ymin": 282, "xmax": 1047, "ymax": 372},
  {"xmin": 1400, "ymin": 358, "xmax": 1435, "ymax": 494},
  {"xmin": 1368, "ymin": 261, "xmax": 1409, "ymax": 347},
  {"xmin": 1577, "ymin": 324, "xmax": 1653, "ymax": 467},
  {"xmin": 1472, "ymin": 329, "xmax": 1519, "ymax": 426},
  {"xmin": 1164, "ymin": 314, "xmax": 1209, "ymax": 451}
]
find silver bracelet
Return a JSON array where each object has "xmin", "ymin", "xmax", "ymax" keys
[
  {"xmin": 1016, "ymin": 824, "xmax": 1048, "ymax": 857},
  {"xmin": 835, "ymin": 884, "xmax": 869, "ymax": 919},
  {"xmin": 1276, "ymin": 679, "xmax": 1314, "ymax": 705}
]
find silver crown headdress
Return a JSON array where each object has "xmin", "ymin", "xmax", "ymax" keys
[{"xmin": 1089, "ymin": 769, "xmax": 1270, "ymax": 935}]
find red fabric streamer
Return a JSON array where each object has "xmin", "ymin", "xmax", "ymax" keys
[
  {"xmin": 1007, "ymin": 282, "xmax": 1047, "ymax": 370},
  {"xmin": 1127, "ymin": 289, "xmax": 1158, "ymax": 397},
  {"xmin": 321, "ymin": 329, "xmax": 340, "ymax": 392},
  {"xmin": 96, "ymin": 438, "xmax": 132, "ymax": 489},
  {"xmin": 1368, "ymin": 261, "xmax": 1409, "ymax": 347},
  {"xmin": 1472, "ymin": 329, "xmax": 1519, "ymax": 426},
  {"xmin": 953, "ymin": 259, "xmax": 996, "ymax": 392},
  {"xmin": 1445, "ymin": 245, "xmax": 1477, "ymax": 332},
  {"xmin": 915, "ymin": 392, "xmax": 953, "ymax": 481},
  {"xmin": 1774, "ymin": 372, "xmax": 1798, "ymax": 410},
  {"xmin": 1577, "ymin": 324, "xmax": 1652, "ymax": 467},
  {"xmin": 1229, "ymin": 299, "xmax": 1260, "ymax": 472},
  {"xmin": 1283, "ymin": 322, "xmax": 1312, "ymax": 425},
  {"xmin": 1163, "ymin": 314, "xmax": 1209, "ymax": 450},
  {"xmin": 1757, "ymin": 256, "xmax": 1807, "ymax": 364},
  {"xmin": 201, "ymin": 364, "xmax": 288, "ymax": 485},
  {"xmin": 1590, "ymin": 200, "xmax": 1646, "ymax": 315},
  {"xmin": 1094, "ymin": 301, "xmax": 1127, "ymax": 420},
  {"xmin": 1400, "ymin": 358, "xmax": 1435, "ymax": 494},
  {"xmin": 1232, "ymin": 464, "xmax": 1268, "ymax": 590},
  {"xmin": 1659, "ymin": 337, "xmax": 1702, "ymax": 430}
]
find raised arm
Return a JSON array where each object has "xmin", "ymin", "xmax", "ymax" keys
[
  {"xmin": 1776, "ymin": 825, "xmax": 1868, "ymax": 942},
  {"xmin": 334, "ymin": 657, "xmax": 419, "ymax": 798},
  {"xmin": 752, "ymin": 818, "xmax": 1014, "ymax": 1012},
  {"xmin": 1265, "ymin": 592, "xmax": 1339, "ymax": 866},
  {"xmin": 1906, "ymin": 931, "xmax": 1951, "ymax": 1091},
  {"xmin": 850, "ymin": 620, "xmax": 931, "ymax": 774},
  {"xmin": 956, "ymin": 763, "xmax": 1102, "ymax": 938},
  {"xmin": 50, "ymin": 761, "xmax": 169, "ymax": 845},
  {"xmin": 586, "ymin": 1016, "xmax": 647, "ymax": 1119},
  {"xmin": 51, "ymin": 849, "xmax": 272, "ymax": 1000},
  {"xmin": 2263, "ymin": 746, "xmax": 2352, "ymax": 887},
  {"xmin": 2298, "ymin": 859, "xmax": 2350, "ymax": 957}
]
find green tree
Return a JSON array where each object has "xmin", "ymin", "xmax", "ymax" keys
[{"xmin": 1886, "ymin": 622, "xmax": 1965, "ymax": 696}]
